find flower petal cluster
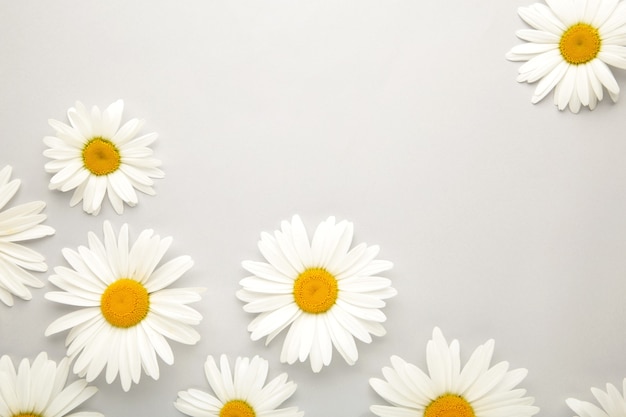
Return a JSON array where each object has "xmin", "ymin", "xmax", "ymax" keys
[
  {"xmin": 506, "ymin": 0, "xmax": 626, "ymax": 112},
  {"xmin": 0, "ymin": 352, "xmax": 102, "ymax": 417},
  {"xmin": 0, "ymin": 165, "xmax": 55, "ymax": 306},
  {"xmin": 237, "ymin": 215, "xmax": 396, "ymax": 372},
  {"xmin": 370, "ymin": 327, "xmax": 539, "ymax": 417},
  {"xmin": 567, "ymin": 379, "xmax": 626, "ymax": 417},
  {"xmin": 43, "ymin": 99, "xmax": 164, "ymax": 215},
  {"xmin": 45, "ymin": 221, "xmax": 203, "ymax": 391},
  {"xmin": 175, "ymin": 354, "xmax": 303, "ymax": 417}
]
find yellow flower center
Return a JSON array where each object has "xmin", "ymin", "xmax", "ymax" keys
[
  {"xmin": 559, "ymin": 23, "xmax": 601, "ymax": 65},
  {"xmin": 293, "ymin": 268, "xmax": 338, "ymax": 314},
  {"xmin": 424, "ymin": 395, "xmax": 475, "ymax": 417},
  {"xmin": 12, "ymin": 414, "xmax": 40, "ymax": 417},
  {"xmin": 82, "ymin": 137, "xmax": 121, "ymax": 176},
  {"xmin": 101, "ymin": 279, "xmax": 149, "ymax": 328},
  {"xmin": 220, "ymin": 400, "xmax": 256, "ymax": 417}
]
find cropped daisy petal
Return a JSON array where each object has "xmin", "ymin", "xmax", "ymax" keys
[
  {"xmin": 567, "ymin": 378, "xmax": 626, "ymax": 417},
  {"xmin": 45, "ymin": 221, "xmax": 204, "ymax": 391},
  {"xmin": 0, "ymin": 165, "xmax": 55, "ymax": 306},
  {"xmin": 238, "ymin": 215, "xmax": 395, "ymax": 372},
  {"xmin": 0, "ymin": 352, "xmax": 102, "ymax": 417},
  {"xmin": 507, "ymin": 0, "xmax": 626, "ymax": 112},
  {"xmin": 43, "ymin": 100, "xmax": 163, "ymax": 215},
  {"xmin": 369, "ymin": 328, "xmax": 539, "ymax": 417},
  {"xmin": 175, "ymin": 354, "xmax": 303, "ymax": 417}
]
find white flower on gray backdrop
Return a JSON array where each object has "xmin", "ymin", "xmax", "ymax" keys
[
  {"xmin": 506, "ymin": 0, "xmax": 626, "ymax": 112},
  {"xmin": 43, "ymin": 100, "xmax": 163, "ymax": 215},
  {"xmin": 45, "ymin": 221, "xmax": 203, "ymax": 391},
  {"xmin": 237, "ymin": 215, "xmax": 396, "ymax": 372}
]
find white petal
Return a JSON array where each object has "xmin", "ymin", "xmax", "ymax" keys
[
  {"xmin": 324, "ymin": 312, "xmax": 358, "ymax": 365},
  {"xmin": 546, "ymin": 0, "xmax": 578, "ymax": 24},
  {"xmin": 145, "ymin": 255, "xmax": 193, "ymax": 292},
  {"xmin": 598, "ymin": 46, "xmax": 626, "ymax": 69},
  {"xmin": 101, "ymin": 99, "xmax": 124, "ymax": 138},
  {"xmin": 44, "ymin": 308, "xmax": 101, "ymax": 336},
  {"xmin": 532, "ymin": 61, "xmax": 569, "ymax": 103},
  {"xmin": 249, "ymin": 304, "xmax": 300, "ymax": 341},
  {"xmin": 590, "ymin": 58, "xmax": 620, "ymax": 95},
  {"xmin": 518, "ymin": 3, "xmax": 567, "ymax": 34}
]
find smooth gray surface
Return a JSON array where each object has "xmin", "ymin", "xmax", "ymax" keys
[{"xmin": 2, "ymin": 1, "xmax": 626, "ymax": 416}]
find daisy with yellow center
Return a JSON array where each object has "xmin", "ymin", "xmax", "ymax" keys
[
  {"xmin": 175, "ymin": 355, "xmax": 303, "ymax": 417},
  {"xmin": 506, "ymin": 0, "xmax": 626, "ymax": 112},
  {"xmin": 0, "ymin": 352, "xmax": 102, "ymax": 417},
  {"xmin": 369, "ymin": 327, "xmax": 540, "ymax": 417},
  {"xmin": 567, "ymin": 378, "xmax": 626, "ymax": 417},
  {"xmin": 0, "ymin": 165, "xmax": 55, "ymax": 306},
  {"xmin": 44, "ymin": 221, "xmax": 204, "ymax": 391},
  {"xmin": 237, "ymin": 215, "xmax": 396, "ymax": 372},
  {"xmin": 43, "ymin": 100, "xmax": 164, "ymax": 215}
]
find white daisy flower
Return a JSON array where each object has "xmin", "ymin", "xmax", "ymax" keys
[
  {"xmin": 567, "ymin": 379, "xmax": 626, "ymax": 417},
  {"xmin": 369, "ymin": 327, "xmax": 540, "ymax": 417},
  {"xmin": 0, "ymin": 352, "xmax": 102, "ymax": 417},
  {"xmin": 44, "ymin": 221, "xmax": 204, "ymax": 391},
  {"xmin": 174, "ymin": 354, "xmax": 303, "ymax": 417},
  {"xmin": 0, "ymin": 165, "xmax": 55, "ymax": 306},
  {"xmin": 237, "ymin": 215, "xmax": 396, "ymax": 372},
  {"xmin": 43, "ymin": 99, "xmax": 164, "ymax": 215},
  {"xmin": 506, "ymin": 0, "xmax": 626, "ymax": 112}
]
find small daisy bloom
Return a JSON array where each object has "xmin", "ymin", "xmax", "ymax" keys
[
  {"xmin": 567, "ymin": 379, "xmax": 626, "ymax": 417},
  {"xmin": 175, "ymin": 354, "xmax": 303, "ymax": 417},
  {"xmin": 0, "ymin": 352, "xmax": 102, "ymax": 417},
  {"xmin": 43, "ymin": 99, "xmax": 164, "ymax": 215},
  {"xmin": 506, "ymin": 0, "xmax": 626, "ymax": 112},
  {"xmin": 0, "ymin": 165, "xmax": 55, "ymax": 306},
  {"xmin": 369, "ymin": 327, "xmax": 540, "ymax": 417},
  {"xmin": 44, "ymin": 221, "xmax": 203, "ymax": 391},
  {"xmin": 237, "ymin": 215, "xmax": 396, "ymax": 372}
]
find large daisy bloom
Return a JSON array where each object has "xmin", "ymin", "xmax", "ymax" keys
[
  {"xmin": 174, "ymin": 354, "xmax": 303, "ymax": 417},
  {"xmin": 0, "ymin": 165, "xmax": 55, "ymax": 306},
  {"xmin": 237, "ymin": 215, "xmax": 396, "ymax": 372},
  {"xmin": 566, "ymin": 379, "xmax": 626, "ymax": 417},
  {"xmin": 369, "ymin": 327, "xmax": 540, "ymax": 417},
  {"xmin": 44, "ymin": 221, "xmax": 204, "ymax": 391},
  {"xmin": 0, "ymin": 352, "xmax": 102, "ymax": 417},
  {"xmin": 506, "ymin": 0, "xmax": 626, "ymax": 112},
  {"xmin": 43, "ymin": 99, "xmax": 164, "ymax": 215}
]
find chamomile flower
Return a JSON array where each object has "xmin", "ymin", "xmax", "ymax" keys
[
  {"xmin": 237, "ymin": 215, "xmax": 396, "ymax": 372},
  {"xmin": 567, "ymin": 379, "xmax": 626, "ymax": 417},
  {"xmin": 0, "ymin": 165, "xmax": 54, "ymax": 306},
  {"xmin": 44, "ymin": 221, "xmax": 203, "ymax": 391},
  {"xmin": 506, "ymin": 0, "xmax": 626, "ymax": 112},
  {"xmin": 0, "ymin": 352, "xmax": 102, "ymax": 417},
  {"xmin": 369, "ymin": 327, "xmax": 540, "ymax": 417},
  {"xmin": 43, "ymin": 99, "xmax": 163, "ymax": 215},
  {"xmin": 174, "ymin": 354, "xmax": 303, "ymax": 417}
]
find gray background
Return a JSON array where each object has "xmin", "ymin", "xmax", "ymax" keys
[{"xmin": 2, "ymin": 1, "xmax": 626, "ymax": 416}]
